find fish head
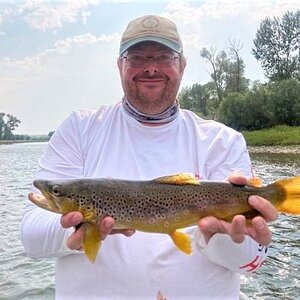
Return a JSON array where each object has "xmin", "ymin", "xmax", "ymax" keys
[{"xmin": 29, "ymin": 179, "xmax": 79, "ymax": 214}]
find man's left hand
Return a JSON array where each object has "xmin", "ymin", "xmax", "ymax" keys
[{"xmin": 198, "ymin": 173, "xmax": 278, "ymax": 245}]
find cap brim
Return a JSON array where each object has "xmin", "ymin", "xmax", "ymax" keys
[{"xmin": 119, "ymin": 36, "xmax": 182, "ymax": 55}]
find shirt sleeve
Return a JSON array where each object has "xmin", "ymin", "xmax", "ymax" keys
[
  {"xmin": 21, "ymin": 112, "xmax": 85, "ymax": 258},
  {"xmin": 194, "ymin": 228, "xmax": 269, "ymax": 275}
]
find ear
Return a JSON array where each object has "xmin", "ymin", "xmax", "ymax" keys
[{"xmin": 117, "ymin": 57, "xmax": 122, "ymax": 69}]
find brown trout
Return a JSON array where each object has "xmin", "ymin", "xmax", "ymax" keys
[{"xmin": 28, "ymin": 173, "xmax": 300, "ymax": 262}]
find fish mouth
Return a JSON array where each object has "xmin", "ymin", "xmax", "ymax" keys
[{"xmin": 28, "ymin": 191, "xmax": 60, "ymax": 212}]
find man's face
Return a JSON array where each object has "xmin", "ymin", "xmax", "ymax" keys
[{"xmin": 118, "ymin": 41, "xmax": 186, "ymax": 114}]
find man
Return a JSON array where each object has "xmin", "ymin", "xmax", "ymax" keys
[{"xmin": 21, "ymin": 15, "xmax": 277, "ymax": 299}]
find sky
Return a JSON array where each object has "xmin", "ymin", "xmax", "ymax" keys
[{"xmin": 0, "ymin": 0, "xmax": 299, "ymax": 135}]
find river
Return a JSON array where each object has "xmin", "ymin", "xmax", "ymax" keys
[{"xmin": 0, "ymin": 142, "xmax": 299, "ymax": 299}]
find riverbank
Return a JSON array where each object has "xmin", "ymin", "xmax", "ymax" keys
[
  {"xmin": 0, "ymin": 139, "xmax": 48, "ymax": 145},
  {"xmin": 242, "ymin": 125, "xmax": 300, "ymax": 146},
  {"xmin": 2, "ymin": 125, "xmax": 300, "ymax": 146}
]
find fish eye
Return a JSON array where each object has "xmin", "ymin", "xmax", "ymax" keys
[{"xmin": 52, "ymin": 185, "xmax": 61, "ymax": 196}]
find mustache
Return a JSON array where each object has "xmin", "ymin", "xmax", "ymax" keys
[{"xmin": 134, "ymin": 74, "xmax": 167, "ymax": 80}]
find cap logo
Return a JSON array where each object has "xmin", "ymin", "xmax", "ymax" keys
[{"xmin": 142, "ymin": 17, "xmax": 158, "ymax": 32}]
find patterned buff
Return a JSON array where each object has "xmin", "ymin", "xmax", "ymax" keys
[{"xmin": 122, "ymin": 98, "xmax": 179, "ymax": 124}]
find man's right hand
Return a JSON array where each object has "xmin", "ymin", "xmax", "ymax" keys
[{"xmin": 61, "ymin": 212, "xmax": 135, "ymax": 251}]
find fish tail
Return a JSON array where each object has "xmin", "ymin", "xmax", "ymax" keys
[
  {"xmin": 82, "ymin": 223, "xmax": 101, "ymax": 263},
  {"xmin": 169, "ymin": 230, "xmax": 192, "ymax": 255},
  {"xmin": 271, "ymin": 176, "xmax": 300, "ymax": 215}
]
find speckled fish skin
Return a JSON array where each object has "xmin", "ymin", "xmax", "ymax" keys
[
  {"xmin": 29, "ymin": 173, "xmax": 299, "ymax": 262},
  {"xmin": 31, "ymin": 176, "xmax": 280, "ymax": 231}
]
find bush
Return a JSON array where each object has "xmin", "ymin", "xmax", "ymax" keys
[{"xmin": 218, "ymin": 79, "xmax": 300, "ymax": 130}]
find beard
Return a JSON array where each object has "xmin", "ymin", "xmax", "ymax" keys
[{"xmin": 122, "ymin": 74, "xmax": 181, "ymax": 115}]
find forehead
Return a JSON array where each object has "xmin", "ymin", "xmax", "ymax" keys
[{"xmin": 127, "ymin": 41, "xmax": 174, "ymax": 53}]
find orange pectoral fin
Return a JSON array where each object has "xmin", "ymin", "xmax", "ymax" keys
[{"xmin": 169, "ymin": 230, "xmax": 192, "ymax": 255}]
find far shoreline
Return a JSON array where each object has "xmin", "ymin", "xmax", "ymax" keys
[
  {"xmin": 1, "ymin": 125, "xmax": 299, "ymax": 148},
  {"xmin": 0, "ymin": 139, "xmax": 48, "ymax": 145}
]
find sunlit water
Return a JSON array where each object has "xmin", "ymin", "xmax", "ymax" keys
[{"xmin": 0, "ymin": 143, "xmax": 299, "ymax": 299}]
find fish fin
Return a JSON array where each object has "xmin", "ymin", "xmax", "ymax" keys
[
  {"xmin": 82, "ymin": 223, "xmax": 101, "ymax": 263},
  {"xmin": 247, "ymin": 177, "xmax": 263, "ymax": 187},
  {"xmin": 169, "ymin": 230, "xmax": 192, "ymax": 255},
  {"xmin": 273, "ymin": 176, "xmax": 300, "ymax": 214},
  {"xmin": 155, "ymin": 173, "xmax": 199, "ymax": 185}
]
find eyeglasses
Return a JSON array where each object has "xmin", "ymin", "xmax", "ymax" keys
[{"xmin": 121, "ymin": 53, "xmax": 179, "ymax": 67}]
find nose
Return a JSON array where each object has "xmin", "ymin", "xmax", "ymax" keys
[{"xmin": 143, "ymin": 58, "xmax": 158, "ymax": 76}]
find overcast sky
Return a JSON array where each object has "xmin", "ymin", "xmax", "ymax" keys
[{"xmin": 1, "ymin": 0, "xmax": 299, "ymax": 135}]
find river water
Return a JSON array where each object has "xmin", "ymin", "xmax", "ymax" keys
[{"xmin": 0, "ymin": 142, "xmax": 299, "ymax": 299}]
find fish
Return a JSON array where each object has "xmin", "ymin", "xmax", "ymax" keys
[{"xmin": 28, "ymin": 173, "xmax": 300, "ymax": 263}]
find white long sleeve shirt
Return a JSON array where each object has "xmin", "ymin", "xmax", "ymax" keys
[{"xmin": 21, "ymin": 102, "xmax": 268, "ymax": 300}]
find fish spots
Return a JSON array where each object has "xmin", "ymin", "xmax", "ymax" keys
[
  {"xmin": 149, "ymin": 218, "xmax": 156, "ymax": 224},
  {"xmin": 43, "ymin": 178, "xmax": 247, "ymax": 233}
]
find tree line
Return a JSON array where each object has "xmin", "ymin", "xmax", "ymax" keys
[
  {"xmin": 0, "ymin": 112, "xmax": 26, "ymax": 140},
  {"xmin": 179, "ymin": 10, "xmax": 300, "ymax": 131},
  {"xmin": 0, "ymin": 110, "xmax": 54, "ymax": 140}
]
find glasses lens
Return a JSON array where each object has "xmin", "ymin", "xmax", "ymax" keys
[{"xmin": 123, "ymin": 53, "xmax": 178, "ymax": 67}]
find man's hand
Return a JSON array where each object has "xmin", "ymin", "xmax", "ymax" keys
[
  {"xmin": 198, "ymin": 173, "xmax": 278, "ymax": 245},
  {"xmin": 61, "ymin": 213, "xmax": 135, "ymax": 251}
]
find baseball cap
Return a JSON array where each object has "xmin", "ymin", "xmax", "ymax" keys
[{"xmin": 119, "ymin": 15, "xmax": 183, "ymax": 55}]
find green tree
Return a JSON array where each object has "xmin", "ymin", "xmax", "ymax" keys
[
  {"xmin": 252, "ymin": 10, "xmax": 300, "ymax": 81},
  {"xmin": 200, "ymin": 47, "xmax": 228, "ymax": 104},
  {"xmin": 218, "ymin": 93, "xmax": 246, "ymax": 130},
  {"xmin": 218, "ymin": 80, "xmax": 300, "ymax": 131},
  {"xmin": 267, "ymin": 79, "xmax": 300, "ymax": 126},
  {"xmin": 241, "ymin": 84, "xmax": 275, "ymax": 130},
  {"xmin": 0, "ymin": 113, "xmax": 5, "ymax": 140},
  {"xmin": 225, "ymin": 39, "xmax": 249, "ymax": 94},
  {"xmin": 0, "ymin": 113, "xmax": 21, "ymax": 140},
  {"xmin": 179, "ymin": 83, "xmax": 210, "ymax": 116},
  {"xmin": 200, "ymin": 41, "xmax": 249, "ymax": 108}
]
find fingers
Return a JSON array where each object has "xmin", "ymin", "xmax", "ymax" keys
[
  {"xmin": 227, "ymin": 171, "xmax": 248, "ymax": 186},
  {"xmin": 61, "ymin": 212, "xmax": 83, "ymax": 228},
  {"xmin": 198, "ymin": 216, "xmax": 228, "ymax": 244},
  {"xmin": 199, "ymin": 215, "xmax": 247, "ymax": 244},
  {"xmin": 62, "ymin": 214, "xmax": 135, "ymax": 251},
  {"xmin": 98, "ymin": 217, "xmax": 135, "ymax": 240},
  {"xmin": 199, "ymin": 214, "xmax": 271, "ymax": 246},
  {"xmin": 230, "ymin": 215, "xmax": 246, "ymax": 243},
  {"xmin": 67, "ymin": 224, "xmax": 84, "ymax": 250},
  {"xmin": 249, "ymin": 216, "xmax": 272, "ymax": 245},
  {"xmin": 99, "ymin": 216, "xmax": 115, "ymax": 240},
  {"xmin": 60, "ymin": 212, "xmax": 84, "ymax": 250},
  {"xmin": 248, "ymin": 195, "xmax": 278, "ymax": 222}
]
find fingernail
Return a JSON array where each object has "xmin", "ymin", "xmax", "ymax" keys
[
  {"xmin": 235, "ymin": 218, "xmax": 245, "ymax": 226},
  {"xmin": 249, "ymin": 196, "xmax": 258, "ymax": 205},
  {"xmin": 254, "ymin": 218, "xmax": 265, "ymax": 229},
  {"xmin": 73, "ymin": 214, "xmax": 82, "ymax": 223}
]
